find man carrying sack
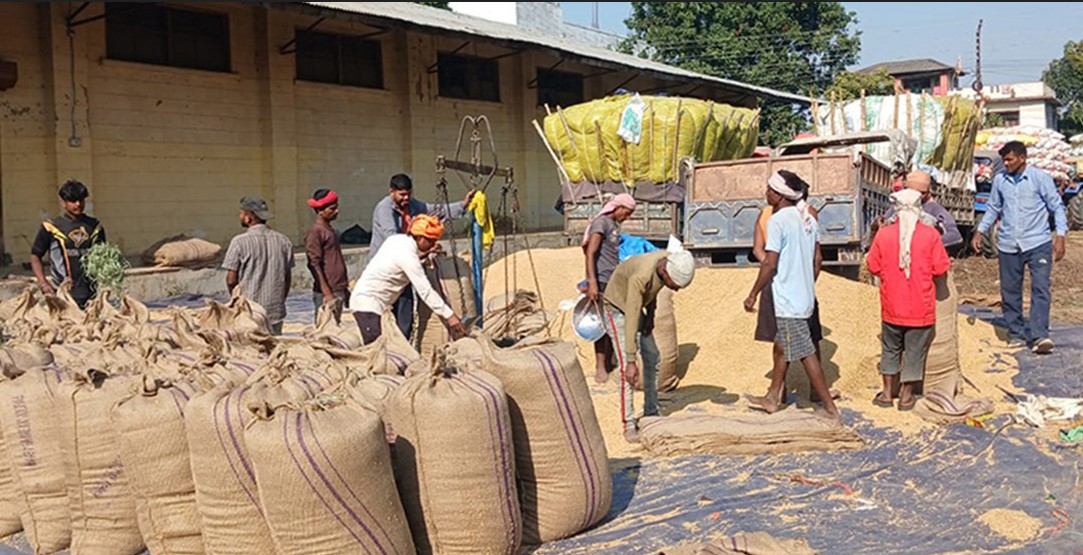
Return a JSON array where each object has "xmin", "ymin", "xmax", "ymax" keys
[
  {"xmin": 349, "ymin": 215, "xmax": 467, "ymax": 345},
  {"xmin": 602, "ymin": 237, "xmax": 695, "ymax": 443}
]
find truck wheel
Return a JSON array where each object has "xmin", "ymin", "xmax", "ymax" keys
[
  {"xmin": 981, "ymin": 223, "xmax": 999, "ymax": 259},
  {"xmin": 1069, "ymin": 194, "xmax": 1083, "ymax": 231}
]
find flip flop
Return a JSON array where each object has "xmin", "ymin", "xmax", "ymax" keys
[
  {"xmin": 897, "ymin": 398, "xmax": 917, "ymax": 411},
  {"xmin": 872, "ymin": 394, "xmax": 894, "ymax": 408}
]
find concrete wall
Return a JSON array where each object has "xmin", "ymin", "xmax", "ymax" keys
[{"xmin": 0, "ymin": 2, "xmax": 752, "ymax": 268}]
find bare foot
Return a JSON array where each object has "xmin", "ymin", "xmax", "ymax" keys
[
  {"xmin": 594, "ymin": 367, "xmax": 610, "ymax": 385},
  {"xmin": 813, "ymin": 407, "xmax": 842, "ymax": 422},
  {"xmin": 745, "ymin": 392, "xmax": 782, "ymax": 414}
]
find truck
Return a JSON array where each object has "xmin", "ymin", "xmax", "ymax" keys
[{"xmin": 560, "ymin": 130, "xmax": 972, "ymax": 272}]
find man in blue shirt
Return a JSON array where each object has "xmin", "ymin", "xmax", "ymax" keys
[{"xmin": 971, "ymin": 141, "xmax": 1068, "ymax": 354}]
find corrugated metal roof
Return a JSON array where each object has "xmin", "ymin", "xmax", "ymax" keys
[
  {"xmin": 857, "ymin": 58, "xmax": 959, "ymax": 77},
  {"xmin": 284, "ymin": 2, "xmax": 813, "ymax": 106}
]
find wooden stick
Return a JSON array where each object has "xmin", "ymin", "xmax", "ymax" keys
[
  {"xmin": 532, "ymin": 119, "xmax": 570, "ymax": 183},
  {"xmin": 906, "ymin": 90, "xmax": 912, "ymax": 133},
  {"xmin": 557, "ymin": 106, "xmax": 579, "ymax": 157},
  {"xmin": 811, "ymin": 99, "xmax": 820, "ymax": 135}
]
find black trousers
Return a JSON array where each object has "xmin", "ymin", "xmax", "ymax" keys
[
  {"xmin": 354, "ymin": 311, "xmax": 383, "ymax": 345},
  {"xmin": 392, "ymin": 284, "xmax": 415, "ymax": 341}
]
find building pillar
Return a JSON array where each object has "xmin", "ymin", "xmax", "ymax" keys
[
  {"xmin": 43, "ymin": 3, "xmax": 95, "ymax": 207},
  {"xmin": 256, "ymin": 8, "xmax": 301, "ymax": 241}
]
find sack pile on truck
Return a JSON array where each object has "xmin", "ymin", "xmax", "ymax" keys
[
  {"xmin": 977, "ymin": 126, "xmax": 1073, "ymax": 182},
  {"xmin": 445, "ymin": 336, "xmax": 611, "ymax": 545},
  {"xmin": 814, "ymin": 94, "xmax": 982, "ymax": 190},
  {"xmin": 542, "ymin": 94, "xmax": 760, "ymax": 185}
]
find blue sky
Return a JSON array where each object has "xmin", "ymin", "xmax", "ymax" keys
[{"xmin": 560, "ymin": 2, "xmax": 1083, "ymax": 84}]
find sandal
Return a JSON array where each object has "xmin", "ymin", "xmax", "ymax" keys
[
  {"xmin": 871, "ymin": 393, "xmax": 894, "ymax": 408},
  {"xmin": 897, "ymin": 398, "xmax": 917, "ymax": 411}
]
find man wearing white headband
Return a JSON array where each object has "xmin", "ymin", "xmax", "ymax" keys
[
  {"xmin": 603, "ymin": 237, "xmax": 695, "ymax": 442},
  {"xmin": 744, "ymin": 170, "xmax": 839, "ymax": 420},
  {"xmin": 867, "ymin": 188, "xmax": 951, "ymax": 410}
]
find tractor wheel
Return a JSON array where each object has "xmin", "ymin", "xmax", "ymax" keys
[{"xmin": 1068, "ymin": 194, "xmax": 1083, "ymax": 231}]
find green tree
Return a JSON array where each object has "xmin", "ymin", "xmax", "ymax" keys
[
  {"xmin": 416, "ymin": 2, "xmax": 450, "ymax": 10},
  {"xmin": 824, "ymin": 69, "xmax": 895, "ymax": 102},
  {"xmin": 1043, "ymin": 39, "xmax": 1083, "ymax": 137},
  {"xmin": 982, "ymin": 112, "xmax": 1005, "ymax": 130},
  {"xmin": 621, "ymin": 2, "xmax": 861, "ymax": 146}
]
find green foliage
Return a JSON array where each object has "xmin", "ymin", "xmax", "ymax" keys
[
  {"xmin": 982, "ymin": 112, "xmax": 1005, "ymax": 130},
  {"xmin": 1043, "ymin": 39, "xmax": 1083, "ymax": 137},
  {"xmin": 415, "ymin": 1, "xmax": 450, "ymax": 10},
  {"xmin": 82, "ymin": 242, "xmax": 130, "ymax": 295},
  {"xmin": 824, "ymin": 69, "xmax": 895, "ymax": 102},
  {"xmin": 621, "ymin": 2, "xmax": 861, "ymax": 146}
]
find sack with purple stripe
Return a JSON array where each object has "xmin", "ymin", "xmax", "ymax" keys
[
  {"xmin": 185, "ymin": 379, "xmax": 313, "ymax": 555},
  {"xmin": 447, "ymin": 336, "xmax": 612, "ymax": 545},
  {"xmin": 388, "ymin": 359, "xmax": 522, "ymax": 555},
  {"xmin": 56, "ymin": 368, "xmax": 144, "ymax": 555},
  {"xmin": 245, "ymin": 394, "xmax": 415, "ymax": 555},
  {"xmin": 112, "ymin": 375, "xmax": 206, "ymax": 555}
]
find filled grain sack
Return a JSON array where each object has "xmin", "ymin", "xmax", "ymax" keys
[
  {"xmin": 388, "ymin": 361, "xmax": 521, "ymax": 555},
  {"xmin": 246, "ymin": 395, "xmax": 415, "ymax": 554},
  {"xmin": 633, "ymin": 287, "xmax": 681, "ymax": 393},
  {"xmin": 446, "ymin": 336, "xmax": 611, "ymax": 545},
  {"xmin": 0, "ymin": 361, "xmax": 31, "ymax": 538},
  {"xmin": 347, "ymin": 374, "xmax": 405, "ymax": 443},
  {"xmin": 414, "ymin": 254, "xmax": 477, "ymax": 358},
  {"xmin": 112, "ymin": 376, "xmax": 205, "ymax": 555},
  {"xmin": 185, "ymin": 380, "xmax": 311, "ymax": 555},
  {"xmin": 638, "ymin": 412, "xmax": 863, "ymax": 457},
  {"xmin": 56, "ymin": 369, "xmax": 143, "ymax": 555},
  {"xmin": 142, "ymin": 235, "xmax": 223, "ymax": 268},
  {"xmin": 916, "ymin": 272, "xmax": 993, "ymax": 424},
  {"xmin": 197, "ymin": 294, "xmax": 272, "ymax": 339},
  {"xmin": 0, "ymin": 367, "xmax": 71, "ymax": 554}
]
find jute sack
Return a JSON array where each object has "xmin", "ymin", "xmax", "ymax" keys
[
  {"xmin": 0, "ymin": 367, "xmax": 71, "ymax": 554},
  {"xmin": 414, "ymin": 254, "xmax": 477, "ymax": 358},
  {"xmin": 635, "ymin": 288, "xmax": 680, "ymax": 393},
  {"xmin": 915, "ymin": 271, "xmax": 993, "ymax": 423},
  {"xmin": 56, "ymin": 370, "xmax": 144, "ymax": 555},
  {"xmin": 0, "ymin": 359, "xmax": 30, "ymax": 538},
  {"xmin": 347, "ymin": 374, "xmax": 406, "ymax": 443},
  {"xmin": 111, "ymin": 376, "xmax": 205, "ymax": 555},
  {"xmin": 446, "ymin": 336, "xmax": 612, "ymax": 545},
  {"xmin": 185, "ymin": 380, "xmax": 311, "ymax": 555},
  {"xmin": 246, "ymin": 395, "xmax": 415, "ymax": 555},
  {"xmin": 149, "ymin": 237, "xmax": 222, "ymax": 268},
  {"xmin": 388, "ymin": 362, "xmax": 521, "ymax": 555}
]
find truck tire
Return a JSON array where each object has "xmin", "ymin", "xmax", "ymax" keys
[
  {"xmin": 1069, "ymin": 194, "xmax": 1083, "ymax": 231},
  {"xmin": 981, "ymin": 223, "xmax": 999, "ymax": 259}
]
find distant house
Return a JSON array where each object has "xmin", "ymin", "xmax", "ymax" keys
[
  {"xmin": 857, "ymin": 58, "xmax": 964, "ymax": 96},
  {"xmin": 955, "ymin": 82, "xmax": 1061, "ymax": 129}
]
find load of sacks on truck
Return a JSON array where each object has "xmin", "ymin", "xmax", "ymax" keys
[{"xmin": 0, "ymin": 282, "xmax": 611, "ymax": 555}]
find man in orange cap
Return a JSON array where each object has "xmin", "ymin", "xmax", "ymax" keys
[{"xmin": 349, "ymin": 214, "xmax": 466, "ymax": 345}]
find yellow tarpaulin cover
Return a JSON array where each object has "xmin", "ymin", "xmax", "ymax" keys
[{"xmin": 543, "ymin": 95, "xmax": 760, "ymax": 185}]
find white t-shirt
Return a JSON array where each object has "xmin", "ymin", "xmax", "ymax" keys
[
  {"xmin": 765, "ymin": 206, "xmax": 819, "ymax": 319},
  {"xmin": 350, "ymin": 234, "xmax": 454, "ymax": 319}
]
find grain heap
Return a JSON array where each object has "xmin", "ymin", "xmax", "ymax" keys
[{"xmin": 482, "ymin": 247, "xmax": 1020, "ymax": 459}]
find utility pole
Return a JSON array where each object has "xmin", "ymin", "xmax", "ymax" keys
[
  {"xmin": 591, "ymin": 2, "xmax": 599, "ymax": 29},
  {"xmin": 972, "ymin": 19, "xmax": 984, "ymax": 94}
]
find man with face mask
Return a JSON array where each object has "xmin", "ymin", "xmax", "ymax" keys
[
  {"xmin": 222, "ymin": 196, "xmax": 295, "ymax": 335},
  {"xmin": 971, "ymin": 140, "xmax": 1068, "ymax": 354},
  {"xmin": 369, "ymin": 173, "xmax": 475, "ymax": 341}
]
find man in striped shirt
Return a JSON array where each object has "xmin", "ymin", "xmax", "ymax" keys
[{"xmin": 223, "ymin": 196, "xmax": 295, "ymax": 335}]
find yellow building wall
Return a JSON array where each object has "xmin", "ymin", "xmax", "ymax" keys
[{"xmin": 0, "ymin": 2, "xmax": 684, "ymax": 265}]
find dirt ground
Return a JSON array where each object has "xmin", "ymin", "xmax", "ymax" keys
[{"xmin": 953, "ymin": 233, "xmax": 1083, "ymax": 325}]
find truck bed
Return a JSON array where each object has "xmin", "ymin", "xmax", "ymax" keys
[{"xmin": 683, "ymin": 151, "xmax": 893, "ymax": 266}]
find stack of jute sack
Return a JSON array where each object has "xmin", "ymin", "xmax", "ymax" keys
[{"xmin": 0, "ymin": 282, "xmax": 612, "ymax": 554}]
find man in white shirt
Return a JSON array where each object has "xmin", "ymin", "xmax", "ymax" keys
[{"xmin": 350, "ymin": 214, "xmax": 467, "ymax": 344}]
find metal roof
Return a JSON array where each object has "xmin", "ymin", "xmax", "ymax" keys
[
  {"xmin": 280, "ymin": 2, "xmax": 814, "ymax": 106},
  {"xmin": 857, "ymin": 58, "xmax": 962, "ymax": 77}
]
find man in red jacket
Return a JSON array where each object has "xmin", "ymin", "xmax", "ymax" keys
[{"xmin": 867, "ymin": 189, "xmax": 951, "ymax": 410}]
